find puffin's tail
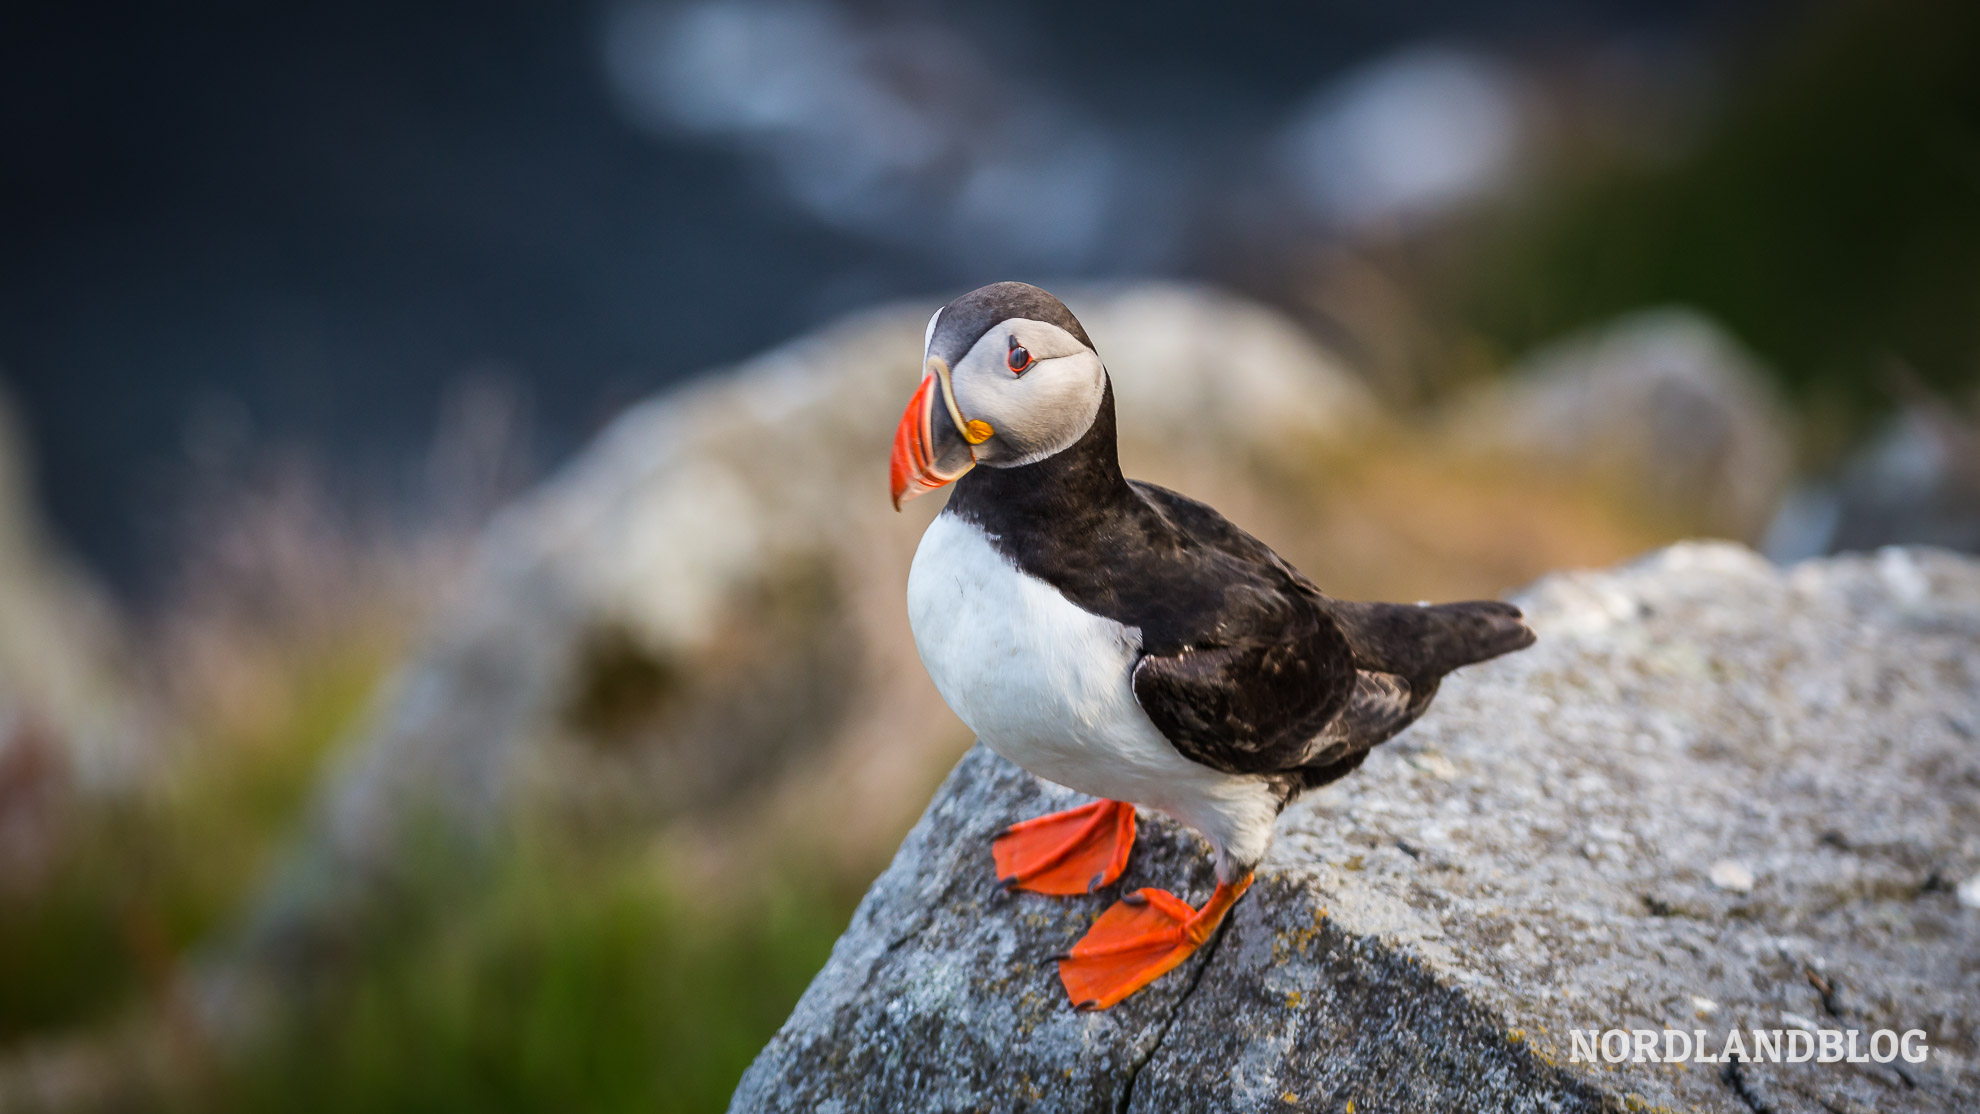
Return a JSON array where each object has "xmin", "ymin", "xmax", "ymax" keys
[
  {"xmin": 1318, "ymin": 598, "xmax": 1536, "ymax": 681},
  {"xmin": 1416, "ymin": 600, "xmax": 1535, "ymax": 675}
]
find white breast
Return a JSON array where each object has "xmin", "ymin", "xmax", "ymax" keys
[{"xmin": 905, "ymin": 511, "xmax": 1281, "ymax": 875}]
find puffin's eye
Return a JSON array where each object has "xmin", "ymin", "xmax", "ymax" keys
[{"xmin": 1007, "ymin": 337, "xmax": 1033, "ymax": 375}]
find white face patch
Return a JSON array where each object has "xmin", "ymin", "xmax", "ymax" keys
[{"xmin": 946, "ymin": 317, "xmax": 1106, "ymax": 467}]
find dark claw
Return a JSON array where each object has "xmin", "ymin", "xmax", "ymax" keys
[
  {"xmin": 999, "ymin": 875, "xmax": 1018, "ymax": 891},
  {"xmin": 1075, "ymin": 999, "xmax": 1101, "ymax": 1012},
  {"xmin": 1047, "ymin": 951, "xmax": 1071, "ymax": 962},
  {"xmin": 1087, "ymin": 872, "xmax": 1105, "ymax": 893},
  {"xmin": 1122, "ymin": 892, "xmax": 1148, "ymax": 906}
]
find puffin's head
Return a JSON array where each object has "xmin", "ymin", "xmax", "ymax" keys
[{"xmin": 890, "ymin": 282, "xmax": 1105, "ymax": 509}]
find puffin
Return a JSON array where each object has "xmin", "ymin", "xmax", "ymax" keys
[{"xmin": 891, "ymin": 282, "xmax": 1534, "ymax": 1011}]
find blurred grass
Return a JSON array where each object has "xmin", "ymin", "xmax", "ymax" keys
[
  {"xmin": 207, "ymin": 849, "xmax": 853, "ymax": 1114},
  {"xmin": 0, "ymin": 646, "xmax": 383, "ymax": 1044},
  {"xmin": 0, "ymin": 626, "xmax": 859, "ymax": 1114}
]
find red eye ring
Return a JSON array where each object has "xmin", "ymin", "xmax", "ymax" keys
[{"xmin": 1007, "ymin": 338, "xmax": 1033, "ymax": 374}]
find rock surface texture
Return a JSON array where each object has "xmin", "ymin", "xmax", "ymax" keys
[{"xmin": 731, "ymin": 543, "xmax": 1980, "ymax": 1113}]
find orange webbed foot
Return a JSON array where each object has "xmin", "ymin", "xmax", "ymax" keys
[
  {"xmin": 1058, "ymin": 874, "xmax": 1252, "ymax": 1011},
  {"xmin": 991, "ymin": 799, "xmax": 1136, "ymax": 895}
]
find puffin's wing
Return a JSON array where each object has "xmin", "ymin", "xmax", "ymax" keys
[
  {"xmin": 1283, "ymin": 670, "xmax": 1418, "ymax": 791},
  {"xmin": 1302, "ymin": 667, "xmax": 1432, "ymax": 766},
  {"xmin": 1122, "ymin": 482, "xmax": 1357, "ymax": 776},
  {"xmin": 1130, "ymin": 481, "xmax": 1533, "ymax": 680},
  {"xmin": 1130, "ymin": 609, "xmax": 1357, "ymax": 777},
  {"xmin": 1319, "ymin": 670, "xmax": 1416, "ymax": 748}
]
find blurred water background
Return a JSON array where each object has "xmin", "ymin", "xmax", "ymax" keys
[{"xmin": 1, "ymin": 0, "xmax": 1977, "ymax": 1109}]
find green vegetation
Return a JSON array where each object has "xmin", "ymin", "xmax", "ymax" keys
[
  {"xmin": 1458, "ymin": 0, "xmax": 1980, "ymax": 429},
  {"xmin": 0, "ymin": 638, "xmax": 858, "ymax": 1113},
  {"xmin": 0, "ymin": 648, "xmax": 382, "ymax": 1043},
  {"xmin": 210, "ymin": 851, "xmax": 854, "ymax": 1114}
]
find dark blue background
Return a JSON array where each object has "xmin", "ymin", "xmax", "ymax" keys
[{"xmin": 0, "ymin": 0, "xmax": 1779, "ymax": 590}]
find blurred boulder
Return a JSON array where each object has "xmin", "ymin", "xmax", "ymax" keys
[
  {"xmin": 1767, "ymin": 399, "xmax": 1980, "ymax": 561},
  {"xmin": 1445, "ymin": 308, "xmax": 1793, "ymax": 539},
  {"xmin": 734, "ymin": 543, "xmax": 1980, "ymax": 1113},
  {"xmin": 206, "ymin": 284, "xmax": 1382, "ymax": 999}
]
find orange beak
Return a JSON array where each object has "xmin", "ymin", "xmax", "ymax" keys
[{"xmin": 890, "ymin": 358, "xmax": 983, "ymax": 509}]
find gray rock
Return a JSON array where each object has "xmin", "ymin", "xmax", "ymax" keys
[
  {"xmin": 1766, "ymin": 401, "xmax": 1980, "ymax": 561},
  {"xmin": 731, "ymin": 543, "xmax": 1980, "ymax": 1113}
]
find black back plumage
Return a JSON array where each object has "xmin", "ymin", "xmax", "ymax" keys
[{"xmin": 945, "ymin": 377, "xmax": 1534, "ymax": 794}]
